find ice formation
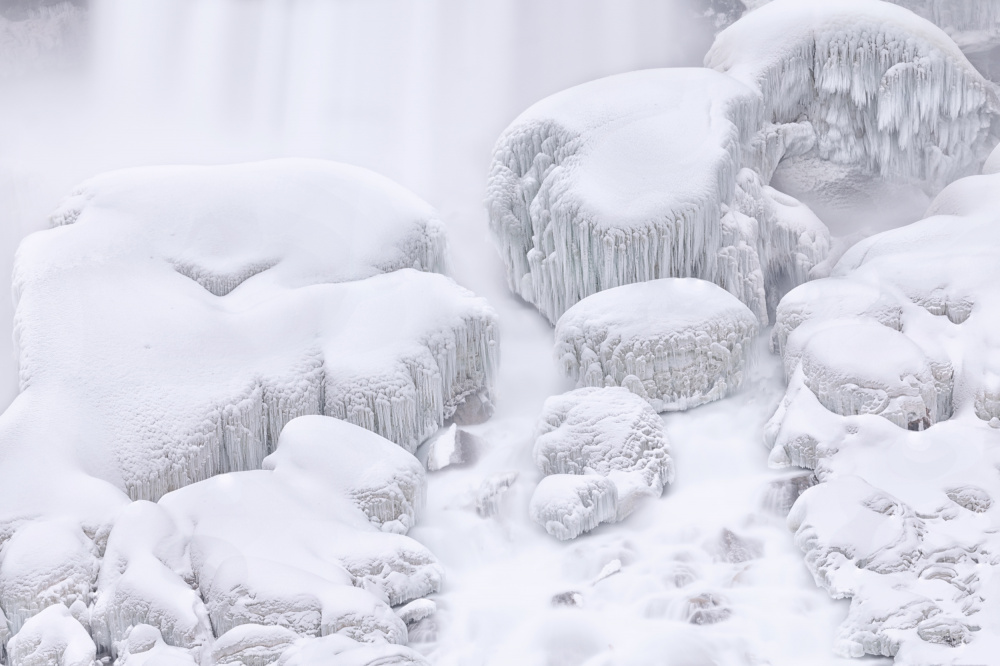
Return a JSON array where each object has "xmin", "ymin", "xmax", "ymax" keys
[
  {"xmin": 3, "ymin": 159, "xmax": 498, "ymax": 504},
  {"xmin": 93, "ymin": 416, "xmax": 441, "ymax": 664},
  {"xmin": 0, "ymin": 161, "xmax": 493, "ymax": 662},
  {"xmin": 707, "ymin": 0, "xmax": 1000, "ymax": 191},
  {"xmin": 486, "ymin": 67, "xmax": 830, "ymax": 324},
  {"xmin": 555, "ymin": 278, "xmax": 759, "ymax": 412},
  {"xmin": 529, "ymin": 387, "xmax": 673, "ymax": 539},
  {"xmin": 767, "ymin": 166, "xmax": 1000, "ymax": 663}
]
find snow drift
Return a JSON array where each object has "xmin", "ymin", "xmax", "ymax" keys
[
  {"xmin": 767, "ymin": 164, "xmax": 1000, "ymax": 664},
  {"xmin": 486, "ymin": 67, "xmax": 830, "ymax": 324}
]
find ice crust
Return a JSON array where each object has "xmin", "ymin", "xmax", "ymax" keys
[
  {"xmin": 555, "ymin": 278, "xmax": 759, "ymax": 412},
  {"xmin": 767, "ymin": 166, "xmax": 1000, "ymax": 664},
  {"xmin": 486, "ymin": 67, "xmax": 830, "ymax": 324},
  {"xmin": 707, "ymin": 0, "xmax": 1000, "ymax": 191},
  {"xmin": 529, "ymin": 388, "xmax": 673, "ymax": 539}
]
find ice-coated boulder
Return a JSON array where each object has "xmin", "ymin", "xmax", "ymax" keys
[
  {"xmin": 529, "ymin": 475, "xmax": 619, "ymax": 541},
  {"xmin": 707, "ymin": 0, "xmax": 1000, "ymax": 191},
  {"xmin": 487, "ymin": 67, "xmax": 830, "ymax": 324},
  {"xmin": 88, "ymin": 417, "xmax": 440, "ymax": 658},
  {"xmin": 784, "ymin": 318, "xmax": 953, "ymax": 430},
  {"xmin": 7, "ymin": 604, "xmax": 96, "ymax": 666},
  {"xmin": 529, "ymin": 387, "xmax": 673, "ymax": 539},
  {"xmin": 2, "ymin": 159, "xmax": 498, "ymax": 508},
  {"xmin": 555, "ymin": 279, "xmax": 759, "ymax": 412},
  {"xmin": 765, "ymin": 167, "xmax": 1000, "ymax": 663},
  {"xmin": 533, "ymin": 387, "xmax": 673, "ymax": 495}
]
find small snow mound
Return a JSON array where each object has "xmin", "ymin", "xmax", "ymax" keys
[
  {"xmin": 7, "ymin": 604, "xmax": 96, "ymax": 666},
  {"xmin": 556, "ymin": 280, "xmax": 759, "ymax": 412},
  {"xmin": 529, "ymin": 475, "xmax": 619, "ymax": 541},
  {"xmin": 211, "ymin": 624, "xmax": 300, "ymax": 666}
]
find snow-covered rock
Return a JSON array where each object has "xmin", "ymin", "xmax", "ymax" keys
[
  {"xmin": 529, "ymin": 387, "xmax": 673, "ymax": 538},
  {"xmin": 422, "ymin": 424, "xmax": 482, "ymax": 472},
  {"xmin": 7, "ymin": 604, "xmax": 95, "ymax": 666},
  {"xmin": 556, "ymin": 279, "xmax": 759, "ymax": 412},
  {"xmin": 528, "ymin": 475, "xmax": 619, "ymax": 541},
  {"xmin": 82, "ymin": 417, "xmax": 440, "ymax": 660},
  {"xmin": 767, "ymin": 166, "xmax": 1000, "ymax": 663},
  {"xmin": 487, "ymin": 68, "xmax": 829, "ymax": 324},
  {"xmin": 707, "ymin": 0, "xmax": 1000, "ymax": 192},
  {"xmin": 474, "ymin": 471, "xmax": 518, "ymax": 519},
  {"xmin": 114, "ymin": 624, "xmax": 198, "ymax": 666},
  {"xmin": 533, "ymin": 387, "xmax": 673, "ymax": 494},
  {"xmin": 0, "ymin": 159, "xmax": 498, "ymax": 517}
]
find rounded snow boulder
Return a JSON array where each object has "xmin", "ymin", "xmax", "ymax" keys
[
  {"xmin": 555, "ymin": 279, "xmax": 759, "ymax": 412},
  {"xmin": 487, "ymin": 67, "xmax": 829, "ymax": 324},
  {"xmin": 786, "ymin": 319, "xmax": 954, "ymax": 430},
  {"xmin": 528, "ymin": 387, "xmax": 673, "ymax": 539}
]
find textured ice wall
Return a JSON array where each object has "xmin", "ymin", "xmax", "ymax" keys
[
  {"xmin": 707, "ymin": 0, "xmax": 1000, "ymax": 190},
  {"xmin": 555, "ymin": 279, "xmax": 759, "ymax": 412},
  {"xmin": 5, "ymin": 159, "xmax": 498, "ymax": 502},
  {"xmin": 486, "ymin": 68, "xmax": 830, "ymax": 324},
  {"xmin": 766, "ymin": 167, "xmax": 1000, "ymax": 664},
  {"xmin": 529, "ymin": 387, "xmax": 673, "ymax": 539}
]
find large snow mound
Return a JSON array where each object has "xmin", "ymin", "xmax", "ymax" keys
[
  {"xmin": 486, "ymin": 67, "xmax": 830, "ymax": 324},
  {"xmin": 529, "ymin": 387, "xmax": 673, "ymax": 539},
  {"xmin": 766, "ymin": 166, "xmax": 1000, "ymax": 664},
  {"xmin": 707, "ymin": 0, "xmax": 1000, "ymax": 190},
  {"xmin": 555, "ymin": 279, "xmax": 759, "ymax": 412},
  {"xmin": 5, "ymin": 159, "xmax": 498, "ymax": 504},
  {"xmin": 92, "ymin": 416, "xmax": 441, "ymax": 662}
]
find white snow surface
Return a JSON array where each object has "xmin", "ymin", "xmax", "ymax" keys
[
  {"xmin": 766, "ymin": 165, "xmax": 1000, "ymax": 664},
  {"xmin": 555, "ymin": 278, "xmax": 759, "ymax": 412},
  {"xmin": 3, "ymin": 159, "xmax": 498, "ymax": 507},
  {"xmin": 528, "ymin": 387, "xmax": 673, "ymax": 538},
  {"xmin": 707, "ymin": 0, "xmax": 1000, "ymax": 190},
  {"xmin": 486, "ymin": 67, "xmax": 830, "ymax": 324},
  {"xmin": 94, "ymin": 416, "xmax": 441, "ymax": 664}
]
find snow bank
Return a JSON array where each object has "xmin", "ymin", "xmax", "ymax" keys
[
  {"xmin": 4, "ymin": 159, "xmax": 498, "ymax": 504},
  {"xmin": 529, "ymin": 387, "xmax": 673, "ymax": 539},
  {"xmin": 555, "ymin": 279, "xmax": 759, "ymax": 411},
  {"xmin": 486, "ymin": 68, "xmax": 829, "ymax": 324},
  {"xmin": 767, "ymin": 167, "xmax": 1000, "ymax": 663},
  {"xmin": 707, "ymin": 0, "xmax": 1000, "ymax": 190}
]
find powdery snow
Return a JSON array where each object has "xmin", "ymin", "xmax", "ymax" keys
[
  {"xmin": 766, "ymin": 164, "xmax": 1000, "ymax": 664},
  {"xmin": 486, "ymin": 67, "xmax": 830, "ymax": 324}
]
